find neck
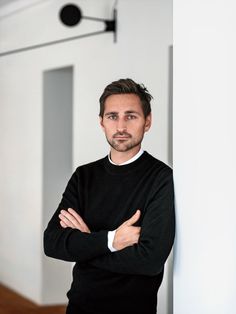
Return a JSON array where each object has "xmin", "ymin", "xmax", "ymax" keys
[{"xmin": 110, "ymin": 146, "xmax": 141, "ymax": 165}]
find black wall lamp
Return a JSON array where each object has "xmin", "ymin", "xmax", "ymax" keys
[
  {"xmin": 59, "ymin": 4, "xmax": 116, "ymax": 38},
  {"xmin": 0, "ymin": 2, "xmax": 117, "ymax": 57}
]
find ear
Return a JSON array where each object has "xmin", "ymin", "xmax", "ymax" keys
[
  {"xmin": 144, "ymin": 113, "xmax": 152, "ymax": 132},
  {"xmin": 99, "ymin": 116, "xmax": 105, "ymax": 131}
]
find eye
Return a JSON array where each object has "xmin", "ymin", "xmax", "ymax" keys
[
  {"xmin": 126, "ymin": 115, "xmax": 137, "ymax": 120},
  {"xmin": 107, "ymin": 115, "xmax": 118, "ymax": 120}
]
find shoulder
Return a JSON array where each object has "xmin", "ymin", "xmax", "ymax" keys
[
  {"xmin": 74, "ymin": 156, "xmax": 107, "ymax": 175},
  {"xmin": 144, "ymin": 153, "xmax": 174, "ymax": 198},
  {"xmin": 144, "ymin": 151, "xmax": 173, "ymax": 174}
]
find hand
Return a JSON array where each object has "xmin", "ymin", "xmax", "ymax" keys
[
  {"xmin": 113, "ymin": 210, "xmax": 141, "ymax": 251},
  {"xmin": 59, "ymin": 208, "xmax": 91, "ymax": 233}
]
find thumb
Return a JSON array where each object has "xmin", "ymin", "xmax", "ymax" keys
[{"xmin": 126, "ymin": 210, "xmax": 141, "ymax": 226}]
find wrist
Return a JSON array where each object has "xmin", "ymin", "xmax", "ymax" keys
[{"xmin": 107, "ymin": 230, "xmax": 117, "ymax": 252}]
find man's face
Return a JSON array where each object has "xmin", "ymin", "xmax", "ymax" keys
[{"xmin": 100, "ymin": 93, "xmax": 151, "ymax": 153}]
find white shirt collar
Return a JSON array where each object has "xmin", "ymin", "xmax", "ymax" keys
[{"xmin": 108, "ymin": 149, "xmax": 144, "ymax": 166}]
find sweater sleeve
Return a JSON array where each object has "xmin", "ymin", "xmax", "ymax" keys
[
  {"xmin": 43, "ymin": 170, "xmax": 110, "ymax": 262},
  {"xmin": 89, "ymin": 168, "xmax": 175, "ymax": 276}
]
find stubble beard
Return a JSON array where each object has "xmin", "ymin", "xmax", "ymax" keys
[{"xmin": 106, "ymin": 134, "xmax": 144, "ymax": 152}]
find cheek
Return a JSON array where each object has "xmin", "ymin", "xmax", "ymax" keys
[
  {"xmin": 136, "ymin": 123, "xmax": 146, "ymax": 133},
  {"xmin": 103, "ymin": 125, "xmax": 114, "ymax": 137}
]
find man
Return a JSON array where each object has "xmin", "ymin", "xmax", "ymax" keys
[{"xmin": 43, "ymin": 78, "xmax": 175, "ymax": 314}]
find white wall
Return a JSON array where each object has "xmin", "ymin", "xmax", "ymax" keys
[
  {"xmin": 0, "ymin": 0, "xmax": 173, "ymax": 311},
  {"xmin": 173, "ymin": 0, "xmax": 236, "ymax": 313}
]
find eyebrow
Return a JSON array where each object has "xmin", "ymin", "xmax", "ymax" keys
[
  {"xmin": 124, "ymin": 110, "xmax": 142, "ymax": 116},
  {"xmin": 104, "ymin": 111, "xmax": 142, "ymax": 116},
  {"xmin": 104, "ymin": 111, "xmax": 118, "ymax": 116}
]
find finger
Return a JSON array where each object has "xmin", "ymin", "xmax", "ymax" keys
[
  {"xmin": 58, "ymin": 214, "xmax": 73, "ymax": 228},
  {"xmin": 59, "ymin": 209, "xmax": 91, "ymax": 232},
  {"xmin": 60, "ymin": 210, "xmax": 81, "ymax": 228},
  {"xmin": 68, "ymin": 208, "xmax": 90, "ymax": 232},
  {"xmin": 125, "ymin": 210, "xmax": 141, "ymax": 226},
  {"xmin": 132, "ymin": 226, "xmax": 141, "ymax": 234},
  {"xmin": 68, "ymin": 208, "xmax": 85, "ymax": 225},
  {"xmin": 59, "ymin": 212, "xmax": 78, "ymax": 228},
  {"xmin": 60, "ymin": 220, "xmax": 68, "ymax": 228}
]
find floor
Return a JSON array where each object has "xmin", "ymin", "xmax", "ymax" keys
[{"xmin": 0, "ymin": 284, "xmax": 66, "ymax": 314}]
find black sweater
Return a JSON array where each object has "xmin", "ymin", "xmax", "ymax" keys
[{"xmin": 44, "ymin": 151, "xmax": 175, "ymax": 314}]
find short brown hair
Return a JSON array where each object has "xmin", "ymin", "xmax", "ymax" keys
[{"xmin": 99, "ymin": 78, "xmax": 153, "ymax": 118}]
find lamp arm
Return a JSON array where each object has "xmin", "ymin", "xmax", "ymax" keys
[{"xmin": 83, "ymin": 8, "xmax": 117, "ymax": 33}]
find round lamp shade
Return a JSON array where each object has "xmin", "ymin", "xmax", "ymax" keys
[{"xmin": 59, "ymin": 4, "xmax": 82, "ymax": 26}]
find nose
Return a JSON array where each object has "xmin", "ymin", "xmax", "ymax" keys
[{"xmin": 116, "ymin": 117, "xmax": 127, "ymax": 133}]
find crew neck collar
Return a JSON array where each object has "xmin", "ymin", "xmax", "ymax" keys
[
  {"xmin": 103, "ymin": 151, "xmax": 150, "ymax": 175},
  {"xmin": 108, "ymin": 149, "xmax": 144, "ymax": 166}
]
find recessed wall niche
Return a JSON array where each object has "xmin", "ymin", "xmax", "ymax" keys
[{"xmin": 42, "ymin": 66, "xmax": 73, "ymax": 304}]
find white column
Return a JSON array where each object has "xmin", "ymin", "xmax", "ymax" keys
[{"xmin": 173, "ymin": 1, "xmax": 236, "ymax": 313}]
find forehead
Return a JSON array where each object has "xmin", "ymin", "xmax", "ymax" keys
[{"xmin": 104, "ymin": 94, "xmax": 143, "ymax": 113}]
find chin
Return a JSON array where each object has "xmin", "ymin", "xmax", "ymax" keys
[{"xmin": 115, "ymin": 145, "xmax": 136, "ymax": 152}]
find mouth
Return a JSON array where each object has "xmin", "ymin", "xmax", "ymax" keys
[
  {"xmin": 113, "ymin": 133, "xmax": 131, "ymax": 139},
  {"xmin": 114, "ymin": 137, "xmax": 130, "ymax": 140}
]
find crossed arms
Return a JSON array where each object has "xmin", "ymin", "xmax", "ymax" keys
[
  {"xmin": 59, "ymin": 207, "xmax": 141, "ymax": 251},
  {"xmin": 43, "ymin": 168, "xmax": 175, "ymax": 276}
]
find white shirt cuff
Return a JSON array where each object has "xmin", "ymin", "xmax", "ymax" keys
[{"xmin": 107, "ymin": 230, "xmax": 117, "ymax": 252}]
